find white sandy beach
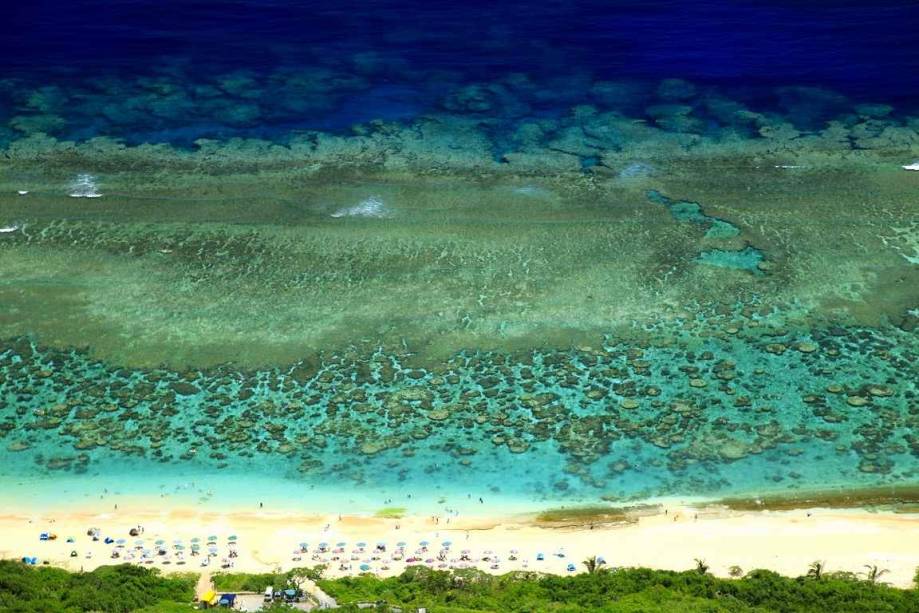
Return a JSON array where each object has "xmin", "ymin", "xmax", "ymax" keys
[{"xmin": 2, "ymin": 501, "xmax": 918, "ymax": 587}]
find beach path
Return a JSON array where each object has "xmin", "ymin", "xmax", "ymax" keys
[
  {"xmin": 195, "ymin": 571, "xmax": 214, "ymax": 602},
  {"xmin": 302, "ymin": 578, "xmax": 337, "ymax": 610}
]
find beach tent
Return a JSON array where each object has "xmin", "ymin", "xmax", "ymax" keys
[
  {"xmin": 199, "ymin": 589, "xmax": 218, "ymax": 607},
  {"xmin": 218, "ymin": 593, "xmax": 236, "ymax": 607}
]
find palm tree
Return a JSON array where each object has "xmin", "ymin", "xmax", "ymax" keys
[
  {"xmin": 807, "ymin": 561, "xmax": 825, "ymax": 580},
  {"xmin": 694, "ymin": 558, "xmax": 709, "ymax": 575},
  {"xmin": 582, "ymin": 556, "xmax": 600, "ymax": 574},
  {"xmin": 862, "ymin": 565, "xmax": 890, "ymax": 584},
  {"xmin": 728, "ymin": 565, "xmax": 744, "ymax": 578}
]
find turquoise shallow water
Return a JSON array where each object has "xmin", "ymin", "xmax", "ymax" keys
[{"xmin": 2, "ymin": 309, "xmax": 916, "ymax": 513}]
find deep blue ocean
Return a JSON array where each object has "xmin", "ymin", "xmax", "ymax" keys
[
  {"xmin": 7, "ymin": 0, "xmax": 919, "ymax": 93},
  {"xmin": 4, "ymin": 0, "xmax": 919, "ymax": 145}
]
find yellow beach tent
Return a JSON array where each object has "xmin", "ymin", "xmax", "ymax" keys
[{"xmin": 199, "ymin": 589, "xmax": 218, "ymax": 607}]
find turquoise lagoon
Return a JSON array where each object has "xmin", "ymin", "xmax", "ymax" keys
[{"xmin": 1, "ymin": 73, "xmax": 918, "ymax": 515}]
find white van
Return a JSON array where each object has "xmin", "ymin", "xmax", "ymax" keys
[{"xmin": 264, "ymin": 586, "xmax": 274, "ymax": 602}]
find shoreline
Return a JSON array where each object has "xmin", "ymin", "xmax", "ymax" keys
[
  {"xmin": 5, "ymin": 471, "xmax": 919, "ymax": 516},
  {"xmin": 3, "ymin": 493, "xmax": 919, "ymax": 587}
]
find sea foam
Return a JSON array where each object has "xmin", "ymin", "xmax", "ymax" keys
[
  {"xmin": 69, "ymin": 174, "xmax": 102, "ymax": 198},
  {"xmin": 330, "ymin": 196, "xmax": 390, "ymax": 218}
]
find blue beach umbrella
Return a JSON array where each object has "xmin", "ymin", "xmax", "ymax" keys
[
  {"xmin": 419, "ymin": 540, "xmax": 429, "ymax": 546},
  {"xmin": 299, "ymin": 542, "xmax": 308, "ymax": 550},
  {"xmin": 336, "ymin": 541, "xmax": 346, "ymax": 547},
  {"xmin": 116, "ymin": 539, "xmax": 126, "ymax": 545},
  {"xmin": 442, "ymin": 541, "xmax": 452, "ymax": 547},
  {"xmin": 356, "ymin": 541, "xmax": 367, "ymax": 548},
  {"xmin": 190, "ymin": 537, "xmax": 200, "ymax": 543},
  {"xmin": 360, "ymin": 564, "xmax": 371, "ymax": 571},
  {"xmin": 228, "ymin": 535, "xmax": 237, "ymax": 541},
  {"xmin": 155, "ymin": 539, "xmax": 165, "ymax": 545},
  {"xmin": 396, "ymin": 542, "xmax": 406, "ymax": 548}
]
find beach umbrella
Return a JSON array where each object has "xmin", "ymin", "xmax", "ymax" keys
[
  {"xmin": 419, "ymin": 540, "xmax": 429, "ymax": 546},
  {"xmin": 228, "ymin": 535, "xmax": 237, "ymax": 541},
  {"xmin": 299, "ymin": 542, "xmax": 308, "ymax": 550},
  {"xmin": 207, "ymin": 535, "xmax": 218, "ymax": 542},
  {"xmin": 319, "ymin": 542, "xmax": 328, "ymax": 548},
  {"xmin": 155, "ymin": 539, "xmax": 165, "ymax": 545},
  {"xmin": 442, "ymin": 540, "xmax": 452, "ymax": 547},
  {"xmin": 359, "ymin": 564, "xmax": 371, "ymax": 571},
  {"xmin": 336, "ymin": 541, "xmax": 346, "ymax": 547},
  {"xmin": 396, "ymin": 542, "xmax": 406, "ymax": 548},
  {"xmin": 175, "ymin": 544, "xmax": 185, "ymax": 551},
  {"xmin": 116, "ymin": 539, "xmax": 126, "ymax": 545},
  {"xmin": 376, "ymin": 541, "xmax": 386, "ymax": 546},
  {"xmin": 190, "ymin": 537, "xmax": 200, "ymax": 543},
  {"xmin": 356, "ymin": 541, "xmax": 367, "ymax": 548}
]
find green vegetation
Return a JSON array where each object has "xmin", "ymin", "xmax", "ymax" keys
[
  {"xmin": 715, "ymin": 486, "xmax": 919, "ymax": 512},
  {"xmin": 374, "ymin": 507, "xmax": 407, "ymax": 519},
  {"xmin": 3, "ymin": 560, "xmax": 919, "ymax": 612},
  {"xmin": 0, "ymin": 561, "xmax": 194, "ymax": 612},
  {"xmin": 533, "ymin": 505, "xmax": 658, "ymax": 526},
  {"xmin": 319, "ymin": 565, "xmax": 919, "ymax": 612},
  {"xmin": 211, "ymin": 565, "xmax": 323, "ymax": 592}
]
